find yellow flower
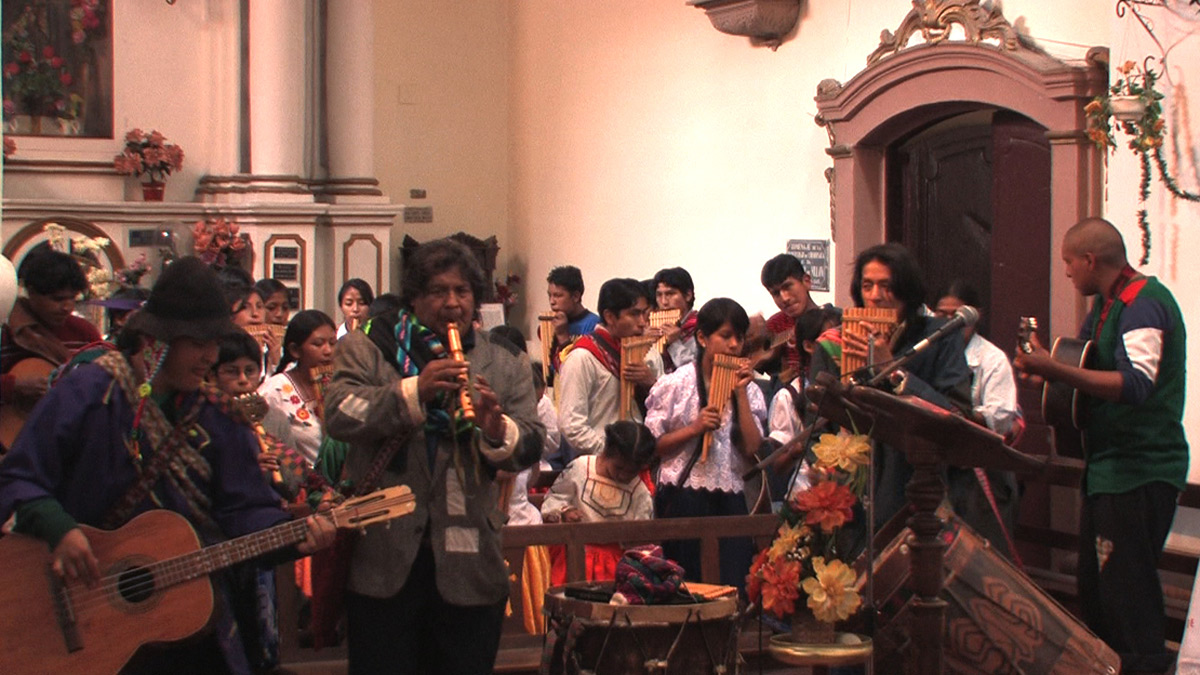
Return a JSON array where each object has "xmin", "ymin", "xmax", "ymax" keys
[
  {"xmin": 768, "ymin": 523, "xmax": 809, "ymax": 560},
  {"xmin": 811, "ymin": 431, "xmax": 871, "ymax": 472},
  {"xmin": 802, "ymin": 557, "xmax": 862, "ymax": 623}
]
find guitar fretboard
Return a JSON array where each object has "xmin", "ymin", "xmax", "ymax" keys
[{"xmin": 148, "ymin": 518, "xmax": 310, "ymax": 588}]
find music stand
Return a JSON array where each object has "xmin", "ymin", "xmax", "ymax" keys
[{"xmin": 806, "ymin": 372, "xmax": 1045, "ymax": 675}]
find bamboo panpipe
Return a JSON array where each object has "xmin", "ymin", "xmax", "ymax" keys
[
  {"xmin": 840, "ymin": 307, "xmax": 900, "ymax": 382},
  {"xmin": 619, "ymin": 335, "xmax": 658, "ymax": 421},
  {"xmin": 700, "ymin": 353, "xmax": 747, "ymax": 463}
]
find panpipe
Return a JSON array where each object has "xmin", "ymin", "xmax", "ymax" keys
[
  {"xmin": 649, "ymin": 308, "xmax": 682, "ymax": 352},
  {"xmin": 618, "ymin": 335, "xmax": 658, "ymax": 421},
  {"xmin": 446, "ymin": 323, "xmax": 476, "ymax": 422},
  {"xmin": 701, "ymin": 353, "xmax": 748, "ymax": 462},
  {"xmin": 841, "ymin": 307, "xmax": 900, "ymax": 382},
  {"xmin": 246, "ymin": 322, "xmax": 286, "ymax": 350},
  {"xmin": 310, "ymin": 364, "xmax": 334, "ymax": 424},
  {"xmin": 538, "ymin": 313, "xmax": 556, "ymax": 383}
]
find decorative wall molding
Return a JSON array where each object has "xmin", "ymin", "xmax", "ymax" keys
[
  {"xmin": 687, "ymin": 0, "xmax": 802, "ymax": 50},
  {"xmin": 867, "ymin": 0, "xmax": 1043, "ymax": 66},
  {"xmin": 342, "ymin": 233, "xmax": 383, "ymax": 293}
]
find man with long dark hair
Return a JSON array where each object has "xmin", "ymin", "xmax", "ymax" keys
[{"xmin": 844, "ymin": 243, "xmax": 971, "ymax": 528}]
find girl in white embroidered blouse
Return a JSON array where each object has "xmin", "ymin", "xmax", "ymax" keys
[
  {"xmin": 645, "ymin": 297, "xmax": 767, "ymax": 591},
  {"xmin": 258, "ymin": 310, "xmax": 337, "ymax": 466}
]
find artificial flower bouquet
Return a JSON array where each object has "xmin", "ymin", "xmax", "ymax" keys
[
  {"xmin": 193, "ymin": 217, "xmax": 250, "ymax": 269},
  {"xmin": 746, "ymin": 429, "xmax": 870, "ymax": 625},
  {"xmin": 113, "ymin": 128, "xmax": 184, "ymax": 183}
]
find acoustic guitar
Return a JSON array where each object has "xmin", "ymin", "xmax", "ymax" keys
[
  {"xmin": 0, "ymin": 357, "xmax": 57, "ymax": 449},
  {"xmin": 0, "ymin": 485, "xmax": 416, "ymax": 675},
  {"xmin": 1018, "ymin": 317, "xmax": 1092, "ymax": 459}
]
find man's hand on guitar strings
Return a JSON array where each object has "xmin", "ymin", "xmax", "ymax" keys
[{"xmin": 53, "ymin": 528, "xmax": 101, "ymax": 588}]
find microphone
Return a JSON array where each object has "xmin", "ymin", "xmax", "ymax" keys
[
  {"xmin": 863, "ymin": 305, "xmax": 978, "ymax": 388},
  {"xmin": 899, "ymin": 305, "xmax": 979, "ymax": 358}
]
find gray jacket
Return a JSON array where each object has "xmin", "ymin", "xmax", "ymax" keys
[{"xmin": 324, "ymin": 326, "xmax": 544, "ymax": 604}]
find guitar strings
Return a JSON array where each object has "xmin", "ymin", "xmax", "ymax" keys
[{"xmin": 54, "ymin": 492, "xmax": 414, "ymax": 615}]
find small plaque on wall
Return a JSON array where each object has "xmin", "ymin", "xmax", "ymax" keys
[
  {"xmin": 274, "ymin": 246, "xmax": 299, "ymax": 260},
  {"xmin": 273, "ymin": 263, "xmax": 298, "ymax": 281},
  {"xmin": 287, "ymin": 288, "xmax": 301, "ymax": 310},
  {"xmin": 786, "ymin": 239, "xmax": 830, "ymax": 292}
]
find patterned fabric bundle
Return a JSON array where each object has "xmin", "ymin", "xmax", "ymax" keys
[{"xmin": 612, "ymin": 544, "xmax": 688, "ymax": 605}]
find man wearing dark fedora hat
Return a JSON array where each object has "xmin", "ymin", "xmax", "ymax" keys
[{"xmin": 0, "ymin": 256, "xmax": 335, "ymax": 674}]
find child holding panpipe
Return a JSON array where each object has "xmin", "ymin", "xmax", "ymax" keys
[{"xmin": 645, "ymin": 298, "xmax": 766, "ymax": 592}]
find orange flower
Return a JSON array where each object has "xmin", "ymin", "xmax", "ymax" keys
[
  {"xmin": 1084, "ymin": 100, "xmax": 1102, "ymax": 115},
  {"xmin": 761, "ymin": 558, "xmax": 802, "ymax": 618},
  {"xmin": 791, "ymin": 480, "xmax": 857, "ymax": 533},
  {"xmin": 746, "ymin": 548, "xmax": 769, "ymax": 604}
]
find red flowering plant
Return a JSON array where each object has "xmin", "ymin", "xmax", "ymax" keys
[
  {"xmin": 494, "ymin": 273, "xmax": 521, "ymax": 310},
  {"xmin": 113, "ymin": 129, "xmax": 184, "ymax": 184},
  {"xmin": 746, "ymin": 430, "xmax": 870, "ymax": 625},
  {"xmin": 2, "ymin": 2, "xmax": 104, "ymax": 123},
  {"xmin": 192, "ymin": 217, "xmax": 250, "ymax": 269}
]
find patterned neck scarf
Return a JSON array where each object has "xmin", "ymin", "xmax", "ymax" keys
[
  {"xmin": 390, "ymin": 310, "xmax": 476, "ymax": 442},
  {"xmin": 573, "ymin": 325, "xmax": 622, "ymax": 378}
]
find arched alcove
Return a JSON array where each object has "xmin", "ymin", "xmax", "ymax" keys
[{"xmin": 815, "ymin": 34, "xmax": 1107, "ymax": 340}]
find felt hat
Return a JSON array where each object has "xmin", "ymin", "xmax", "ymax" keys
[{"xmin": 124, "ymin": 257, "xmax": 236, "ymax": 342}]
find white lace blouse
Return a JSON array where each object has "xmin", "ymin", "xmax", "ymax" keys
[{"xmin": 645, "ymin": 365, "xmax": 766, "ymax": 494}]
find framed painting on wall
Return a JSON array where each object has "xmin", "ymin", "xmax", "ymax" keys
[{"xmin": 2, "ymin": 0, "xmax": 113, "ymax": 138}]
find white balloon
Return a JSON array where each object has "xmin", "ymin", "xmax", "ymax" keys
[{"xmin": 0, "ymin": 255, "xmax": 17, "ymax": 324}]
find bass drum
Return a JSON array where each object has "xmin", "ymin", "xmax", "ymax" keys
[
  {"xmin": 542, "ymin": 582, "xmax": 740, "ymax": 674},
  {"xmin": 866, "ymin": 514, "xmax": 1119, "ymax": 674}
]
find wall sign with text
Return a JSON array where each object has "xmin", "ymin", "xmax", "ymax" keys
[{"xmin": 786, "ymin": 239, "xmax": 829, "ymax": 292}]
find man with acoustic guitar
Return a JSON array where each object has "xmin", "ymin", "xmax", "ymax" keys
[
  {"xmin": 1013, "ymin": 217, "xmax": 1187, "ymax": 675},
  {"xmin": 0, "ymin": 257, "xmax": 336, "ymax": 675},
  {"xmin": 0, "ymin": 247, "xmax": 102, "ymax": 450}
]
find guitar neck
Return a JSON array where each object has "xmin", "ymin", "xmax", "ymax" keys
[{"xmin": 149, "ymin": 518, "xmax": 311, "ymax": 589}]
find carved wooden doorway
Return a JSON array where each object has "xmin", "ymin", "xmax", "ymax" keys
[
  {"xmin": 887, "ymin": 109, "xmax": 1051, "ymax": 357},
  {"xmin": 887, "ymin": 108, "xmax": 1054, "ymax": 459}
]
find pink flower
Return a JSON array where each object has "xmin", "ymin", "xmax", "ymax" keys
[
  {"xmin": 60, "ymin": 72, "xmax": 73, "ymax": 86},
  {"xmin": 42, "ymin": 46, "xmax": 55, "ymax": 59},
  {"xmin": 166, "ymin": 145, "xmax": 184, "ymax": 170},
  {"xmin": 148, "ymin": 130, "xmax": 165, "ymax": 147},
  {"xmin": 3, "ymin": 100, "xmax": 15, "ymax": 115},
  {"xmin": 3, "ymin": 63, "xmax": 19, "ymax": 76},
  {"xmin": 18, "ymin": 51, "xmax": 32, "ymax": 63},
  {"xmin": 125, "ymin": 129, "xmax": 144, "ymax": 143},
  {"xmin": 72, "ymin": 30, "xmax": 86, "ymax": 45},
  {"xmin": 50, "ymin": 57, "xmax": 63, "ymax": 68}
]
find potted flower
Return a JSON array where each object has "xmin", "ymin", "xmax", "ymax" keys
[
  {"xmin": 192, "ymin": 217, "xmax": 251, "ymax": 270},
  {"xmin": 747, "ymin": 430, "xmax": 869, "ymax": 647},
  {"xmin": 1085, "ymin": 60, "xmax": 1199, "ymax": 264},
  {"xmin": 113, "ymin": 129, "xmax": 184, "ymax": 201}
]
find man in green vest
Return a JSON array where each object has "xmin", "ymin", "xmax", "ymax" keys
[{"xmin": 1014, "ymin": 217, "xmax": 1187, "ymax": 674}]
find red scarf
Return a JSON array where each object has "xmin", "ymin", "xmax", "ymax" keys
[
  {"xmin": 573, "ymin": 326, "xmax": 622, "ymax": 378},
  {"xmin": 1096, "ymin": 264, "xmax": 1145, "ymax": 336}
]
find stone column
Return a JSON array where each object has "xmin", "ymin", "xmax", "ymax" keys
[
  {"xmin": 324, "ymin": 0, "xmax": 384, "ymax": 201},
  {"xmin": 248, "ymin": 0, "xmax": 307, "ymax": 181}
]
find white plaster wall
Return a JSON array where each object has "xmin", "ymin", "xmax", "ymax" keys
[
  {"xmin": 372, "ymin": 0, "xmax": 510, "ymax": 295},
  {"xmin": 3, "ymin": 0, "xmax": 240, "ymax": 202}
]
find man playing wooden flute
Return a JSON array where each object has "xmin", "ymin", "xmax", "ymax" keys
[
  {"xmin": 543, "ymin": 265, "xmax": 601, "ymax": 385},
  {"xmin": 324, "ymin": 238, "xmax": 544, "ymax": 674}
]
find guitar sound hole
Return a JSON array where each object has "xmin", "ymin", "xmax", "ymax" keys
[{"xmin": 117, "ymin": 566, "xmax": 155, "ymax": 604}]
